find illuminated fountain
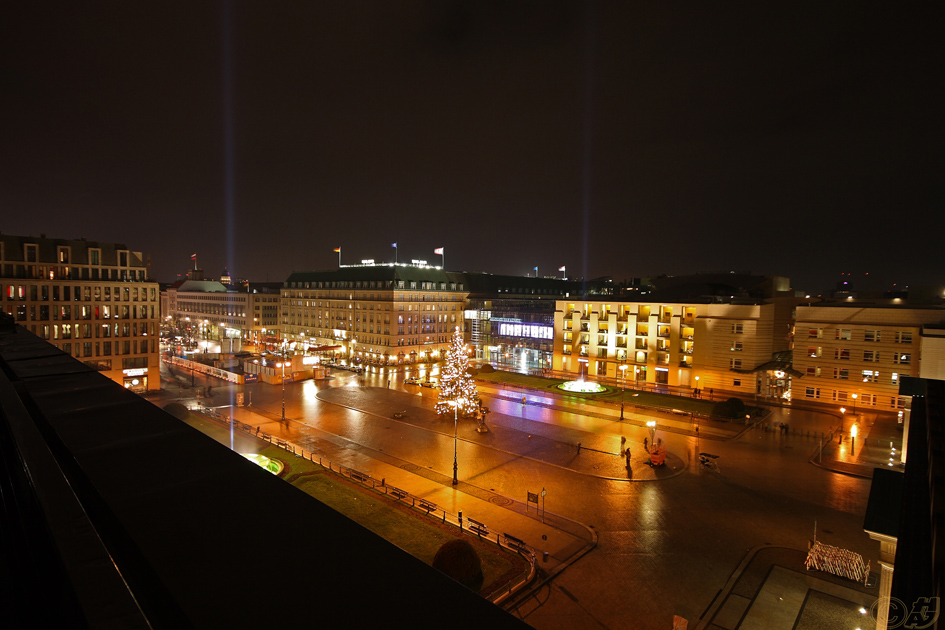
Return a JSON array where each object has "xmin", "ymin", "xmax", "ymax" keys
[
  {"xmin": 242, "ymin": 453, "xmax": 284, "ymax": 475},
  {"xmin": 557, "ymin": 379, "xmax": 607, "ymax": 394}
]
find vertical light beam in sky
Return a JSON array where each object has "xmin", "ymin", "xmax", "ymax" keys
[
  {"xmin": 581, "ymin": 4, "xmax": 597, "ymax": 293},
  {"xmin": 223, "ymin": 0, "xmax": 236, "ymax": 411}
]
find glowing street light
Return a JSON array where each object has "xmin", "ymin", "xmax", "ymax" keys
[
  {"xmin": 851, "ymin": 393, "xmax": 858, "ymax": 416},
  {"xmin": 851, "ymin": 423, "xmax": 858, "ymax": 456},
  {"xmin": 619, "ymin": 364, "xmax": 628, "ymax": 419}
]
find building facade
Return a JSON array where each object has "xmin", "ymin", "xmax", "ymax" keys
[
  {"xmin": 0, "ymin": 234, "xmax": 159, "ymax": 391},
  {"xmin": 793, "ymin": 302, "xmax": 945, "ymax": 411},
  {"xmin": 554, "ymin": 298, "xmax": 797, "ymax": 396},
  {"xmin": 165, "ymin": 278, "xmax": 281, "ymax": 351},
  {"xmin": 281, "ymin": 265, "xmax": 468, "ymax": 365}
]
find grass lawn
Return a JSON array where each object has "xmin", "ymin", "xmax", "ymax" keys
[{"xmin": 183, "ymin": 413, "xmax": 527, "ymax": 595}]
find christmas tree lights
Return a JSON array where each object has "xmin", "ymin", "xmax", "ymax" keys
[{"xmin": 435, "ymin": 327, "xmax": 481, "ymax": 417}]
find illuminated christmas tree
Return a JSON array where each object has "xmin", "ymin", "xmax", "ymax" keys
[{"xmin": 436, "ymin": 327, "xmax": 480, "ymax": 417}]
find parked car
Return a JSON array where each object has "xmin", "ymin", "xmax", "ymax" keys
[
  {"xmin": 404, "ymin": 376, "xmax": 421, "ymax": 385},
  {"xmin": 420, "ymin": 379, "xmax": 438, "ymax": 388}
]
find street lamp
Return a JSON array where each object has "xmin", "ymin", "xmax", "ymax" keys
[
  {"xmin": 694, "ymin": 375, "xmax": 700, "ymax": 398},
  {"xmin": 619, "ymin": 364, "xmax": 628, "ymax": 419},
  {"xmin": 851, "ymin": 393, "xmax": 858, "ymax": 416},
  {"xmin": 281, "ymin": 340, "xmax": 288, "ymax": 422},
  {"xmin": 851, "ymin": 423, "xmax": 858, "ymax": 456},
  {"xmin": 448, "ymin": 399, "xmax": 463, "ymax": 485}
]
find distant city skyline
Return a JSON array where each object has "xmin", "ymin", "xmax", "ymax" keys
[{"xmin": 2, "ymin": 4, "xmax": 941, "ymax": 294}]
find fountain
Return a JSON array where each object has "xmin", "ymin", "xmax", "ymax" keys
[
  {"xmin": 242, "ymin": 453, "xmax": 284, "ymax": 475},
  {"xmin": 557, "ymin": 379, "xmax": 607, "ymax": 394}
]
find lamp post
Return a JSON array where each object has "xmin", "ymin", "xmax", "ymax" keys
[
  {"xmin": 851, "ymin": 423, "xmax": 858, "ymax": 456},
  {"xmin": 694, "ymin": 375, "xmax": 700, "ymax": 398},
  {"xmin": 619, "ymin": 364, "xmax": 628, "ymax": 419},
  {"xmin": 840, "ymin": 407, "xmax": 846, "ymax": 440},
  {"xmin": 851, "ymin": 393, "xmax": 858, "ymax": 416},
  {"xmin": 449, "ymin": 399, "xmax": 462, "ymax": 485},
  {"xmin": 281, "ymin": 340, "xmax": 287, "ymax": 422}
]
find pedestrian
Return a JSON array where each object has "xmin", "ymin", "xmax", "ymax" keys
[
  {"xmin": 387, "ymin": 379, "xmax": 390, "ymax": 389},
  {"xmin": 625, "ymin": 450, "xmax": 631, "ymax": 468},
  {"xmin": 522, "ymin": 395, "xmax": 527, "ymax": 405},
  {"xmin": 695, "ymin": 426, "xmax": 699, "ymax": 436},
  {"xmin": 643, "ymin": 437, "xmax": 648, "ymax": 450}
]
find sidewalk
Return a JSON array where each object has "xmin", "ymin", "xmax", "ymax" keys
[{"xmin": 810, "ymin": 410, "xmax": 904, "ymax": 479}]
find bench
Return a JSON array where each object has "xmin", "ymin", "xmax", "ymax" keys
[
  {"xmin": 416, "ymin": 499, "xmax": 437, "ymax": 513},
  {"xmin": 388, "ymin": 487, "xmax": 408, "ymax": 500},
  {"xmin": 468, "ymin": 518, "xmax": 488, "ymax": 537},
  {"xmin": 503, "ymin": 533, "xmax": 529, "ymax": 552},
  {"xmin": 349, "ymin": 470, "xmax": 369, "ymax": 484}
]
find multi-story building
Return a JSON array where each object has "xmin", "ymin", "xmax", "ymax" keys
[
  {"xmin": 793, "ymin": 301, "xmax": 945, "ymax": 411},
  {"xmin": 164, "ymin": 275, "xmax": 282, "ymax": 351},
  {"xmin": 0, "ymin": 234, "xmax": 159, "ymax": 391},
  {"xmin": 463, "ymin": 274, "xmax": 610, "ymax": 372},
  {"xmin": 281, "ymin": 265, "xmax": 467, "ymax": 365},
  {"xmin": 553, "ymin": 275, "xmax": 800, "ymax": 396}
]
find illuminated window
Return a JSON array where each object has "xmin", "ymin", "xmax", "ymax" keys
[
  {"xmin": 862, "ymin": 370, "xmax": 878, "ymax": 383},
  {"xmin": 834, "ymin": 348, "xmax": 850, "ymax": 360},
  {"xmin": 731, "ymin": 341, "xmax": 743, "ymax": 351},
  {"xmin": 808, "ymin": 328, "xmax": 823, "ymax": 338},
  {"xmin": 806, "ymin": 366, "xmax": 821, "ymax": 377},
  {"xmin": 835, "ymin": 329, "xmax": 851, "ymax": 340},
  {"xmin": 894, "ymin": 353, "xmax": 911, "ymax": 365}
]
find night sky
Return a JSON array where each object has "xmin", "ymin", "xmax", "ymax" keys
[{"xmin": 2, "ymin": 2, "xmax": 941, "ymax": 293}]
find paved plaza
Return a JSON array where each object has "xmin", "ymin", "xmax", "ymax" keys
[{"xmin": 153, "ymin": 362, "xmax": 896, "ymax": 629}]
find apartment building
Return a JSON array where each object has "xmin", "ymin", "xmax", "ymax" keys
[
  {"xmin": 281, "ymin": 265, "xmax": 467, "ymax": 365},
  {"xmin": 793, "ymin": 302, "xmax": 945, "ymax": 411},
  {"xmin": 0, "ymin": 233, "xmax": 159, "ymax": 391}
]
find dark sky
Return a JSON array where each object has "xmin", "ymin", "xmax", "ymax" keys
[{"xmin": 2, "ymin": 2, "xmax": 942, "ymax": 293}]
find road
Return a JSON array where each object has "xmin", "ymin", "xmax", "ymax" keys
[{"xmin": 153, "ymin": 360, "xmax": 876, "ymax": 630}]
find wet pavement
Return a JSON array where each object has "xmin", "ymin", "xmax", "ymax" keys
[{"xmin": 153, "ymin": 360, "xmax": 900, "ymax": 630}]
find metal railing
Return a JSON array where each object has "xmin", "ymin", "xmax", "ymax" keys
[{"xmin": 197, "ymin": 407, "xmax": 537, "ymax": 604}]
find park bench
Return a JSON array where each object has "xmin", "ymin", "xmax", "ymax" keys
[
  {"xmin": 388, "ymin": 487, "xmax": 408, "ymax": 500},
  {"xmin": 416, "ymin": 499, "xmax": 437, "ymax": 513},
  {"xmin": 467, "ymin": 518, "xmax": 489, "ymax": 538}
]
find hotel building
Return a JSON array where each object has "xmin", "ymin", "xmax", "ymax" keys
[
  {"xmin": 0, "ymin": 234, "xmax": 159, "ymax": 391},
  {"xmin": 281, "ymin": 265, "xmax": 467, "ymax": 364}
]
